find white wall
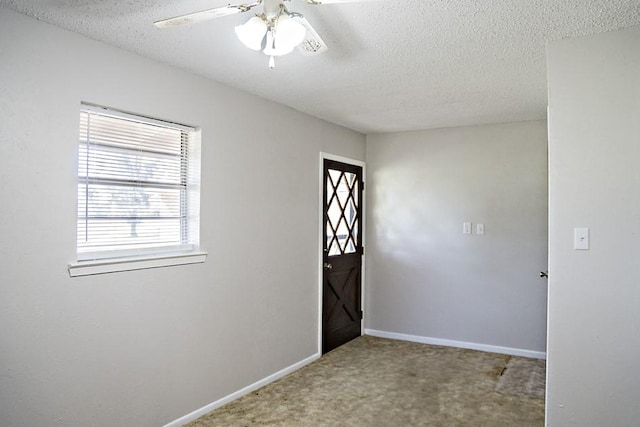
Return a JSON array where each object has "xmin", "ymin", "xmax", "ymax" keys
[
  {"xmin": 546, "ymin": 25, "xmax": 640, "ymax": 426},
  {"xmin": 366, "ymin": 121, "xmax": 548, "ymax": 354},
  {"xmin": 0, "ymin": 8, "xmax": 364, "ymax": 427}
]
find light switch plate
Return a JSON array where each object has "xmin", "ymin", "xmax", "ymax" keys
[
  {"xmin": 463, "ymin": 222, "xmax": 472, "ymax": 234},
  {"xmin": 476, "ymin": 223, "xmax": 485, "ymax": 235},
  {"xmin": 574, "ymin": 228, "xmax": 589, "ymax": 250}
]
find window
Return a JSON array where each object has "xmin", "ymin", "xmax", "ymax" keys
[{"xmin": 70, "ymin": 104, "xmax": 205, "ymax": 276}]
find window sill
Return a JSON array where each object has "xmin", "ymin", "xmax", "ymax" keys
[{"xmin": 68, "ymin": 251, "xmax": 207, "ymax": 277}]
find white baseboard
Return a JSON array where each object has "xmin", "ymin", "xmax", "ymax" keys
[
  {"xmin": 364, "ymin": 329, "xmax": 546, "ymax": 360},
  {"xmin": 163, "ymin": 352, "xmax": 321, "ymax": 427}
]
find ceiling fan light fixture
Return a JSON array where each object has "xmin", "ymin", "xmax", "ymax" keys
[
  {"xmin": 157, "ymin": 0, "xmax": 334, "ymax": 69},
  {"xmin": 234, "ymin": 16, "xmax": 268, "ymax": 51},
  {"xmin": 262, "ymin": 15, "xmax": 306, "ymax": 56}
]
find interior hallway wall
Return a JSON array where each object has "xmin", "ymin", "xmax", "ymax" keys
[
  {"xmin": 546, "ymin": 25, "xmax": 640, "ymax": 426},
  {"xmin": 365, "ymin": 121, "xmax": 548, "ymax": 354},
  {"xmin": 0, "ymin": 8, "xmax": 365, "ymax": 427}
]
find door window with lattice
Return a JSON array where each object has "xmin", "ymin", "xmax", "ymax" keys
[{"xmin": 326, "ymin": 168, "xmax": 360, "ymax": 256}]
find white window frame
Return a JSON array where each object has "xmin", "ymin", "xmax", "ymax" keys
[{"xmin": 69, "ymin": 104, "xmax": 206, "ymax": 277}]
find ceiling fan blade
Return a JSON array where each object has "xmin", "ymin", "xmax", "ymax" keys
[
  {"xmin": 154, "ymin": 2, "xmax": 261, "ymax": 28},
  {"xmin": 294, "ymin": 16, "xmax": 328, "ymax": 56},
  {"xmin": 306, "ymin": 0, "xmax": 377, "ymax": 4}
]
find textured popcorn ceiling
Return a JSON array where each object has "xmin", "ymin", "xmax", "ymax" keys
[{"xmin": 4, "ymin": 0, "xmax": 640, "ymax": 133}]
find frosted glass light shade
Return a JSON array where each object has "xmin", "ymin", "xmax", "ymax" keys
[
  {"xmin": 235, "ymin": 16, "xmax": 268, "ymax": 51},
  {"xmin": 277, "ymin": 15, "xmax": 307, "ymax": 48},
  {"xmin": 263, "ymin": 15, "xmax": 306, "ymax": 56}
]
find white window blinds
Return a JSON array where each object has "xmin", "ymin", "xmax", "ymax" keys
[{"xmin": 77, "ymin": 105, "xmax": 200, "ymax": 261}]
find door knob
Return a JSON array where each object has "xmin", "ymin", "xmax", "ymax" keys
[
  {"xmin": 323, "ymin": 263, "xmax": 333, "ymax": 270},
  {"xmin": 540, "ymin": 271, "xmax": 548, "ymax": 278}
]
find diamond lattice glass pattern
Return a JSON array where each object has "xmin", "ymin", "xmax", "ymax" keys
[{"xmin": 326, "ymin": 169, "xmax": 359, "ymax": 256}]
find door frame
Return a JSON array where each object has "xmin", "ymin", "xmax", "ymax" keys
[{"xmin": 318, "ymin": 152, "xmax": 366, "ymax": 354}]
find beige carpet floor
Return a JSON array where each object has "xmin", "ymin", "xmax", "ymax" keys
[{"xmin": 188, "ymin": 335, "xmax": 545, "ymax": 426}]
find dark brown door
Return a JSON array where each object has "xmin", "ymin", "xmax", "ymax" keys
[{"xmin": 322, "ymin": 159, "xmax": 363, "ymax": 354}]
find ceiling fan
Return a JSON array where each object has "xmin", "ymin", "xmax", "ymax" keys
[{"xmin": 154, "ymin": 0, "xmax": 373, "ymax": 68}]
